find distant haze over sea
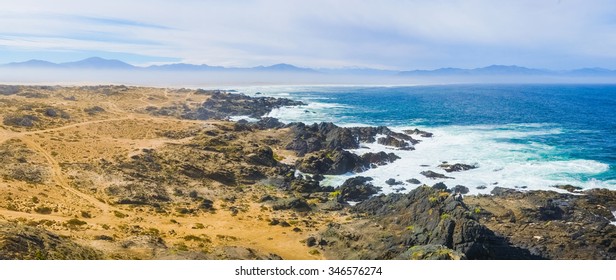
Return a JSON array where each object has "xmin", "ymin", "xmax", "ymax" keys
[{"xmin": 1, "ymin": 57, "xmax": 616, "ymax": 86}]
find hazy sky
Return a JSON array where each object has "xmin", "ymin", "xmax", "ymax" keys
[{"xmin": 1, "ymin": 0, "xmax": 615, "ymax": 70}]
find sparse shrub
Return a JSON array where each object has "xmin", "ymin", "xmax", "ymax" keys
[
  {"xmin": 308, "ymin": 249, "xmax": 320, "ymax": 255},
  {"xmin": 81, "ymin": 211, "xmax": 92, "ymax": 218},
  {"xmin": 84, "ymin": 106, "xmax": 105, "ymax": 115},
  {"xmin": 65, "ymin": 218, "xmax": 87, "ymax": 228},
  {"xmin": 113, "ymin": 211, "xmax": 127, "ymax": 218},
  {"xmin": 3, "ymin": 115, "xmax": 39, "ymax": 127},
  {"xmin": 34, "ymin": 206, "xmax": 52, "ymax": 214}
]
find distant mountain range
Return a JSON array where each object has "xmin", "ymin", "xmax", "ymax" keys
[{"xmin": 2, "ymin": 57, "xmax": 616, "ymax": 76}]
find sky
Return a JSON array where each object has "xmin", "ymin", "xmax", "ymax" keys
[{"xmin": 1, "ymin": 0, "xmax": 616, "ymax": 70}]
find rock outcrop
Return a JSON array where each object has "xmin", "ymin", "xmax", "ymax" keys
[
  {"xmin": 0, "ymin": 223, "xmax": 103, "ymax": 260},
  {"xmin": 296, "ymin": 149, "xmax": 400, "ymax": 175},
  {"xmin": 319, "ymin": 186, "xmax": 542, "ymax": 259}
]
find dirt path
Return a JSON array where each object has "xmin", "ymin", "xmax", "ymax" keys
[{"xmin": 19, "ymin": 137, "xmax": 117, "ymax": 215}]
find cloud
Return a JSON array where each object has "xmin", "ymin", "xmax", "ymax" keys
[{"xmin": 1, "ymin": 0, "xmax": 616, "ymax": 69}]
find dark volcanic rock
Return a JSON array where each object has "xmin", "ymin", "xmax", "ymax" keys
[
  {"xmin": 336, "ymin": 176, "xmax": 381, "ymax": 203},
  {"xmin": 385, "ymin": 178, "xmax": 403, "ymax": 185},
  {"xmin": 465, "ymin": 188, "xmax": 616, "ymax": 259},
  {"xmin": 553, "ymin": 184, "xmax": 583, "ymax": 192},
  {"xmin": 360, "ymin": 152, "xmax": 400, "ymax": 167},
  {"xmin": 245, "ymin": 147, "xmax": 277, "ymax": 167},
  {"xmin": 271, "ymin": 198, "xmax": 311, "ymax": 212},
  {"xmin": 195, "ymin": 91, "xmax": 305, "ymax": 119},
  {"xmin": 452, "ymin": 185, "xmax": 470, "ymax": 194},
  {"xmin": 432, "ymin": 182, "xmax": 449, "ymax": 191},
  {"xmin": 406, "ymin": 178, "xmax": 421, "ymax": 184},
  {"xmin": 403, "ymin": 128, "xmax": 433, "ymax": 138},
  {"xmin": 254, "ymin": 117, "xmax": 285, "ymax": 129},
  {"xmin": 439, "ymin": 163, "xmax": 477, "ymax": 173},
  {"xmin": 284, "ymin": 122, "xmax": 424, "ymax": 156},
  {"xmin": 296, "ymin": 148, "xmax": 364, "ymax": 175},
  {"xmin": 342, "ymin": 186, "xmax": 542, "ymax": 260},
  {"xmin": 290, "ymin": 178, "xmax": 331, "ymax": 193},
  {"xmin": 297, "ymin": 149, "xmax": 400, "ymax": 175},
  {"xmin": 421, "ymin": 170, "xmax": 454, "ymax": 179},
  {"xmin": 377, "ymin": 136, "xmax": 413, "ymax": 150}
]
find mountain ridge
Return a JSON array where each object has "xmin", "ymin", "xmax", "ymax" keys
[{"xmin": 2, "ymin": 57, "xmax": 616, "ymax": 76}]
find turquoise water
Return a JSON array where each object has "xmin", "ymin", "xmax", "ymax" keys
[{"xmin": 241, "ymin": 85, "xmax": 616, "ymax": 193}]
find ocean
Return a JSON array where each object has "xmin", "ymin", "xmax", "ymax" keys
[{"xmin": 236, "ymin": 84, "xmax": 616, "ymax": 194}]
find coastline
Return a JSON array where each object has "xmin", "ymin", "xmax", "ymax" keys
[{"xmin": 0, "ymin": 84, "xmax": 615, "ymax": 259}]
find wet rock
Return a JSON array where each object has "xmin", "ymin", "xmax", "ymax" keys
[
  {"xmin": 439, "ymin": 163, "xmax": 477, "ymax": 173},
  {"xmin": 553, "ymin": 185, "xmax": 583, "ymax": 193},
  {"xmin": 491, "ymin": 187, "xmax": 520, "ymax": 196},
  {"xmin": 385, "ymin": 178, "xmax": 404, "ymax": 185},
  {"xmin": 452, "ymin": 185, "xmax": 470, "ymax": 194},
  {"xmin": 360, "ymin": 152, "xmax": 400, "ymax": 166},
  {"xmin": 312, "ymin": 174, "xmax": 325, "ymax": 181},
  {"xmin": 403, "ymin": 128, "xmax": 433, "ymax": 138},
  {"xmin": 432, "ymin": 182, "xmax": 449, "ymax": 191},
  {"xmin": 420, "ymin": 170, "xmax": 454, "ymax": 179},
  {"xmin": 406, "ymin": 178, "xmax": 421, "ymax": 184},
  {"xmin": 377, "ymin": 136, "xmax": 412, "ymax": 150},
  {"xmin": 284, "ymin": 122, "xmax": 422, "ymax": 156}
]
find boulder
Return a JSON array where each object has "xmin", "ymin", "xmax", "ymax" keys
[
  {"xmin": 403, "ymin": 128, "xmax": 433, "ymax": 138},
  {"xmin": 360, "ymin": 152, "xmax": 400, "ymax": 166},
  {"xmin": 271, "ymin": 198, "xmax": 311, "ymax": 212},
  {"xmin": 385, "ymin": 178, "xmax": 404, "ymax": 185},
  {"xmin": 432, "ymin": 182, "xmax": 449, "ymax": 191},
  {"xmin": 406, "ymin": 178, "xmax": 421, "ymax": 184},
  {"xmin": 336, "ymin": 176, "xmax": 381, "ymax": 202},
  {"xmin": 377, "ymin": 136, "xmax": 412, "ymax": 150},
  {"xmin": 420, "ymin": 170, "xmax": 454, "ymax": 179},
  {"xmin": 452, "ymin": 185, "xmax": 470, "ymax": 194},
  {"xmin": 246, "ymin": 147, "xmax": 277, "ymax": 167},
  {"xmin": 439, "ymin": 163, "xmax": 477, "ymax": 173},
  {"xmin": 296, "ymin": 149, "xmax": 364, "ymax": 175}
]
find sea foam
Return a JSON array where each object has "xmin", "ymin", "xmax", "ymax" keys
[{"xmin": 241, "ymin": 86, "xmax": 615, "ymax": 194}]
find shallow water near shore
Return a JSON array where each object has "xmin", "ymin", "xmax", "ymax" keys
[{"xmin": 239, "ymin": 84, "xmax": 616, "ymax": 194}]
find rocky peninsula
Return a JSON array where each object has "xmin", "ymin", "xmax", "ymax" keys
[{"xmin": 0, "ymin": 85, "xmax": 614, "ymax": 260}]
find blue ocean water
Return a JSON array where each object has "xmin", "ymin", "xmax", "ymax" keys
[{"xmin": 243, "ymin": 84, "xmax": 616, "ymax": 193}]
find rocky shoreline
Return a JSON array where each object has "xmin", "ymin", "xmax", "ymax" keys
[
  {"xmin": 1, "ymin": 86, "xmax": 615, "ymax": 259},
  {"xmin": 205, "ymin": 90, "xmax": 616, "ymax": 259}
]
